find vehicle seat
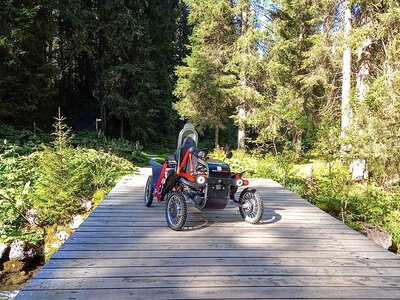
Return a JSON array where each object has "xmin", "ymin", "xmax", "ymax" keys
[{"xmin": 174, "ymin": 136, "xmax": 198, "ymax": 174}]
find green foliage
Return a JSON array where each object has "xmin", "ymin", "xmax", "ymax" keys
[
  {"xmin": 93, "ymin": 189, "xmax": 108, "ymax": 207},
  {"xmin": 0, "ymin": 0, "xmax": 56, "ymax": 125},
  {"xmin": 72, "ymin": 130, "xmax": 146, "ymax": 163},
  {"xmin": 0, "ymin": 0, "xmax": 189, "ymax": 145},
  {"xmin": 0, "ymin": 125, "xmax": 51, "ymax": 156},
  {"xmin": 174, "ymin": 0, "xmax": 236, "ymax": 145},
  {"xmin": 31, "ymin": 116, "xmax": 135, "ymax": 225},
  {"xmin": 0, "ymin": 119, "xmax": 135, "ymax": 244},
  {"xmin": 0, "ymin": 142, "xmax": 38, "ymax": 243},
  {"xmin": 32, "ymin": 115, "xmax": 87, "ymax": 224}
]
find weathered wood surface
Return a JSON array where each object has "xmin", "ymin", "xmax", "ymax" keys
[{"xmin": 16, "ymin": 175, "xmax": 400, "ymax": 299}]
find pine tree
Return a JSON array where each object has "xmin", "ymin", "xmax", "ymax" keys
[
  {"xmin": 247, "ymin": 0, "xmax": 341, "ymax": 153},
  {"xmin": 347, "ymin": 0, "xmax": 400, "ymax": 183},
  {"xmin": 101, "ymin": 0, "xmax": 159, "ymax": 141},
  {"xmin": 174, "ymin": 0, "xmax": 237, "ymax": 147},
  {"xmin": 55, "ymin": 0, "xmax": 98, "ymax": 124},
  {"xmin": 33, "ymin": 111, "xmax": 85, "ymax": 224},
  {"xmin": 0, "ymin": 0, "xmax": 56, "ymax": 125},
  {"xmin": 232, "ymin": 0, "xmax": 265, "ymax": 149}
]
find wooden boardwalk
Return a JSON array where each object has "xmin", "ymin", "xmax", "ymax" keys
[{"xmin": 16, "ymin": 175, "xmax": 400, "ymax": 299}]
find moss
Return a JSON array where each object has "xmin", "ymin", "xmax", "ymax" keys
[
  {"xmin": 43, "ymin": 225, "xmax": 73, "ymax": 262},
  {"xmin": 93, "ymin": 189, "xmax": 108, "ymax": 207},
  {"xmin": 3, "ymin": 261, "xmax": 25, "ymax": 273},
  {"xmin": 0, "ymin": 262, "xmax": 42, "ymax": 289}
]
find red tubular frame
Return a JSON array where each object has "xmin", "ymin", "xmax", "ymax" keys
[
  {"xmin": 177, "ymin": 150, "xmax": 196, "ymax": 182},
  {"xmin": 154, "ymin": 148, "xmax": 239, "ymax": 201}
]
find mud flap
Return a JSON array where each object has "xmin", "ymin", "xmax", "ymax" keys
[{"xmin": 149, "ymin": 160, "xmax": 163, "ymax": 189}]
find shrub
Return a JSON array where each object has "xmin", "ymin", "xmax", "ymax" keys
[
  {"xmin": 71, "ymin": 129, "xmax": 146, "ymax": 163},
  {"xmin": 31, "ymin": 116, "xmax": 88, "ymax": 225},
  {"xmin": 1, "ymin": 117, "xmax": 136, "ymax": 245}
]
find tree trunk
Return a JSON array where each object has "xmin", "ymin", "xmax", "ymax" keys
[
  {"xmin": 215, "ymin": 126, "xmax": 219, "ymax": 148},
  {"xmin": 237, "ymin": 6, "xmax": 248, "ymax": 150},
  {"xmin": 293, "ymin": 129, "xmax": 302, "ymax": 154},
  {"xmin": 351, "ymin": 35, "xmax": 371, "ymax": 180},
  {"xmin": 103, "ymin": 106, "xmax": 107, "ymax": 131},
  {"xmin": 98, "ymin": 0, "xmax": 106, "ymax": 132},
  {"xmin": 120, "ymin": 118, "xmax": 124, "ymax": 139},
  {"xmin": 237, "ymin": 107, "xmax": 246, "ymax": 149},
  {"xmin": 341, "ymin": 0, "xmax": 352, "ymax": 151},
  {"xmin": 356, "ymin": 39, "xmax": 371, "ymax": 102}
]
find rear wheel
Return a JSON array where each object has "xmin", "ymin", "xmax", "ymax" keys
[
  {"xmin": 165, "ymin": 192, "xmax": 187, "ymax": 231},
  {"xmin": 144, "ymin": 176, "xmax": 154, "ymax": 207},
  {"xmin": 239, "ymin": 188, "xmax": 264, "ymax": 224}
]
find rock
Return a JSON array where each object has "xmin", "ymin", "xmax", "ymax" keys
[
  {"xmin": 26, "ymin": 208, "xmax": 38, "ymax": 225},
  {"xmin": 360, "ymin": 224, "xmax": 392, "ymax": 249},
  {"xmin": 69, "ymin": 215, "xmax": 85, "ymax": 230},
  {"xmin": 56, "ymin": 231, "xmax": 70, "ymax": 242},
  {"xmin": 306, "ymin": 164, "xmax": 313, "ymax": 187},
  {"xmin": 0, "ymin": 242, "xmax": 8, "ymax": 261},
  {"xmin": 9, "ymin": 240, "xmax": 36, "ymax": 261},
  {"xmin": 81, "ymin": 197, "xmax": 92, "ymax": 212},
  {"xmin": 3, "ymin": 260, "xmax": 25, "ymax": 273},
  {"xmin": 383, "ymin": 177, "xmax": 400, "ymax": 188},
  {"xmin": 51, "ymin": 241, "xmax": 61, "ymax": 249},
  {"xmin": 351, "ymin": 160, "xmax": 368, "ymax": 182}
]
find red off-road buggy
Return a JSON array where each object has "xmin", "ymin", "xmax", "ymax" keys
[{"xmin": 144, "ymin": 123, "xmax": 264, "ymax": 230}]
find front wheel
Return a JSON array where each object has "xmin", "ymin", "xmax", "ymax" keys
[
  {"xmin": 239, "ymin": 188, "xmax": 264, "ymax": 224},
  {"xmin": 165, "ymin": 192, "xmax": 187, "ymax": 231},
  {"xmin": 144, "ymin": 176, "xmax": 154, "ymax": 207}
]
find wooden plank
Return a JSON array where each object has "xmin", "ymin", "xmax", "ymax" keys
[
  {"xmin": 64, "ymin": 236, "xmax": 378, "ymax": 246},
  {"xmin": 78, "ymin": 220, "xmax": 353, "ymax": 228},
  {"xmin": 16, "ymin": 286, "xmax": 400, "ymax": 299},
  {"xmin": 87, "ymin": 211, "xmax": 342, "ymax": 218},
  {"xmin": 24, "ymin": 275, "xmax": 400, "ymax": 290},
  {"xmin": 67, "ymin": 230, "xmax": 372, "ymax": 241},
  {"xmin": 43, "ymin": 257, "xmax": 400, "ymax": 269},
  {"xmin": 78, "ymin": 221, "xmax": 353, "ymax": 227},
  {"xmin": 32, "ymin": 266, "xmax": 400, "ymax": 279},
  {"xmin": 49, "ymin": 249, "xmax": 396, "ymax": 260},
  {"xmin": 73, "ymin": 224, "xmax": 360, "ymax": 234},
  {"xmin": 58, "ymin": 242, "xmax": 376, "ymax": 252}
]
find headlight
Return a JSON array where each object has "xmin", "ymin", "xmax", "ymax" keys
[
  {"xmin": 196, "ymin": 176, "xmax": 206, "ymax": 184},
  {"xmin": 236, "ymin": 178, "xmax": 244, "ymax": 186}
]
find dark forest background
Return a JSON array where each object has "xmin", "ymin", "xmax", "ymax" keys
[{"xmin": 0, "ymin": 0, "xmax": 190, "ymax": 145}]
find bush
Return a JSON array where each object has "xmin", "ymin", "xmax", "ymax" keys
[
  {"xmin": 0, "ymin": 118, "xmax": 135, "ymax": 244},
  {"xmin": 71, "ymin": 129, "xmax": 146, "ymax": 163},
  {"xmin": 0, "ymin": 125, "xmax": 51, "ymax": 156}
]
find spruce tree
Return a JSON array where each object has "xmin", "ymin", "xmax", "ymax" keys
[
  {"xmin": 174, "ymin": 0, "xmax": 237, "ymax": 147},
  {"xmin": 0, "ymin": 0, "xmax": 56, "ymax": 125},
  {"xmin": 33, "ymin": 111, "xmax": 85, "ymax": 224},
  {"xmin": 101, "ymin": 0, "xmax": 159, "ymax": 141},
  {"xmin": 248, "ymin": 0, "xmax": 341, "ymax": 153}
]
